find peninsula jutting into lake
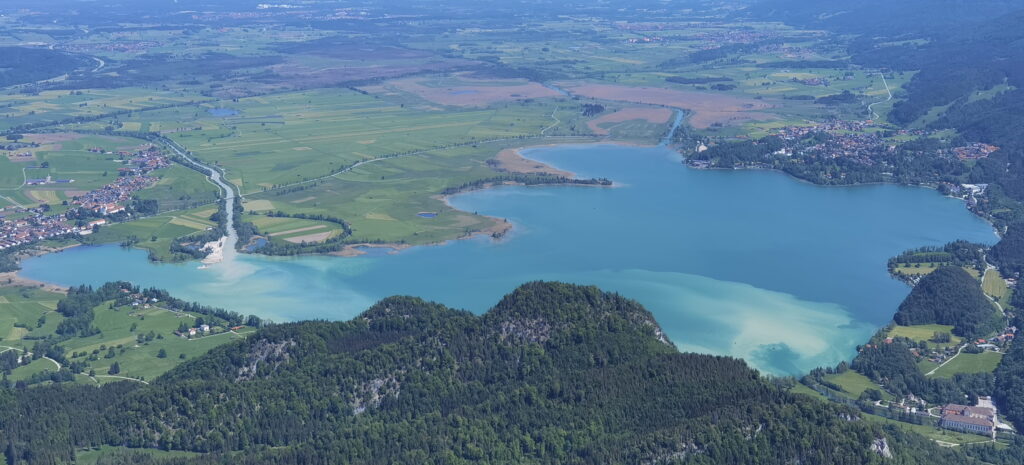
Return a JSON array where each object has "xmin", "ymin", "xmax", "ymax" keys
[{"xmin": 20, "ymin": 143, "xmax": 996, "ymax": 375}]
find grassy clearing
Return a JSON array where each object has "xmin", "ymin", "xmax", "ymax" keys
[
  {"xmin": 917, "ymin": 359, "xmax": 940, "ymax": 374},
  {"xmin": 982, "ymin": 268, "xmax": 1011, "ymax": 307},
  {"xmin": 823, "ymin": 370, "xmax": 890, "ymax": 400},
  {"xmin": 75, "ymin": 446, "xmax": 201, "ymax": 464},
  {"xmin": 789, "ymin": 382, "xmax": 827, "ymax": 400},
  {"xmin": 0, "ymin": 286, "xmax": 64, "ymax": 342},
  {"xmin": 888, "ymin": 324, "xmax": 962, "ymax": 349},
  {"xmin": 63, "ymin": 303, "xmax": 248, "ymax": 381},
  {"xmin": 931, "ymin": 351, "xmax": 1003, "ymax": 378},
  {"xmin": 893, "ymin": 264, "xmax": 981, "ymax": 279},
  {"xmin": 8, "ymin": 358, "xmax": 60, "ymax": 381}
]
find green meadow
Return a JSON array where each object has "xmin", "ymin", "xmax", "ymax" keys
[
  {"xmin": 0, "ymin": 88, "xmax": 204, "ymax": 132},
  {"xmin": 153, "ymin": 89, "xmax": 579, "ymax": 194},
  {"xmin": 888, "ymin": 324, "xmax": 962, "ymax": 349},
  {"xmin": 982, "ymin": 268, "xmax": 1012, "ymax": 307},
  {"xmin": 823, "ymin": 370, "xmax": 891, "ymax": 400},
  {"xmin": 0, "ymin": 286, "xmax": 62, "ymax": 342},
  {"xmin": 0, "ymin": 133, "xmax": 214, "ymax": 211},
  {"xmin": 81, "ymin": 206, "xmax": 218, "ymax": 261},
  {"xmin": 241, "ymin": 139, "xmax": 580, "ymax": 246},
  {"xmin": 931, "ymin": 351, "xmax": 1004, "ymax": 378},
  {"xmin": 0, "ymin": 285, "xmax": 252, "ymax": 384}
]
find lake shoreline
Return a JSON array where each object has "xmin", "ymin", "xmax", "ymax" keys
[
  {"xmin": 13, "ymin": 139, "xmax": 995, "ymax": 278},
  {"xmin": 683, "ymin": 162, "xmax": 998, "ymax": 237},
  {"xmin": 2, "ymin": 243, "xmax": 79, "ymax": 292},
  {"xmin": 14, "ymin": 142, "xmax": 998, "ymax": 376}
]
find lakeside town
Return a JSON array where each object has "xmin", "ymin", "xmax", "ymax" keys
[
  {"xmin": 687, "ymin": 119, "xmax": 1001, "ymax": 188},
  {"xmin": 0, "ymin": 145, "xmax": 170, "ymax": 250}
]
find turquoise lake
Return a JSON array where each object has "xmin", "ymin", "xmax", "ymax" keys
[{"xmin": 20, "ymin": 144, "xmax": 997, "ymax": 375}]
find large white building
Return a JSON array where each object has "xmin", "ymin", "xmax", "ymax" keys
[{"xmin": 939, "ymin": 404, "xmax": 996, "ymax": 438}]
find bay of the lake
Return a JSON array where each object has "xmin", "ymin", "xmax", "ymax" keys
[{"xmin": 20, "ymin": 144, "xmax": 997, "ymax": 375}]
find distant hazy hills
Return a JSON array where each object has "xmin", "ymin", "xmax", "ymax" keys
[{"xmin": 746, "ymin": 0, "xmax": 1023, "ymax": 35}]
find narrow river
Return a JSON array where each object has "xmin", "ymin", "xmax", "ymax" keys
[{"xmin": 158, "ymin": 137, "xmax": 238, "ymax": 262}]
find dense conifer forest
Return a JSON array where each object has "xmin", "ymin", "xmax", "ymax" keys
[
  {"xmin": 892, "ymin": 267, "xmax": 1003, "ymax": 338},
  {"xmin": 0, "ymin": 282, "xmax": 985, "ymax": 465}
]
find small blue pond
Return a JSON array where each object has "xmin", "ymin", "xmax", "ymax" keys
[
  {"xmin": 244, "ymin": 237, "xmax": 269, "ymax": 252},
  {"xmin": 417, "ymin": 212, "xmax": 438, "ymax": 218}
]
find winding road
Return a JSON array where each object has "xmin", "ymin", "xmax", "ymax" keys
[
  {"xmin": 0, "ymin": 344, "xmax": 61, "ymax": 371},
  {"xmin": 867, "ymin": 72, "xmax": 893, "ymax": 120},
  {"xmin": 925, "ymin": 344, "xmax": 965, "ymax": 376}
]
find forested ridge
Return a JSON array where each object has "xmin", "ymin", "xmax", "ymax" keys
[
  {"xmin": 0, "ymin": 47, "xmax": 92, "ymax": 88},
  {"xmin": 0, "ymin": 282, "xmax": 980, "ymax": 465},
  {"xmin": 892, "ymin": 266, "xmax": 1002, "ymax": 338}
]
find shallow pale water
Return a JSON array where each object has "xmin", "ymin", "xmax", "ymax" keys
[{"xmin": 21, "ymin": 144, "xmax": 996, "ymax": 375}]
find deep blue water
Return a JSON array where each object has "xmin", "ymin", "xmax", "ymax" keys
[{"xmin": 20, "ymin": 144, "xmax": 996, "ymax": 375}]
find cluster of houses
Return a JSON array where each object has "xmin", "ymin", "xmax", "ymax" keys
[
  {"xmin": 72, "ymin": 147, "xmax": 169, "ymax": 216},
  {"xmin": 0, "ymin": 209, "xmax": 80, "ymax": 249},
  {"xmin": 783, "ymin": 129, "xmax": 891, "ymax": 165},
  {"xmin": 692, "ymin": 29, "xmax": 783, "ymax": 45},
  {"xmin": 979, "ymin": 326, "xmax": 1018, "ymax": 347},
  {"xmin": 0, "ymin": 147, "xmax": 171, "ymax": 249},
  {"xmin": 71, "ymin": 174, "xmax": 156, "ymax": 217},
  {"xmin": 950, "ymin": 142, "xmax": 1000, "ymax": 160},
  {"xmin": 791, "ymin": 76, "xmax": 829, "ymax": 87},
  {"xmin": 626, "ymin": 36, "xmax": 664, "ymax": 44},
  {"xmin": 777, "ymin": 119, "xmax": 883, "ymax": 142},
  {"xmin": 183, "ymin": 324, "xmax": 212, "ymax": 337},
  {"xmin": 768, "ymin": 120, "xmax": 1006, "ymax": 171},
  {"xmin": 2, "ymin": 141, "xmax": 40, "ymax": 161}
]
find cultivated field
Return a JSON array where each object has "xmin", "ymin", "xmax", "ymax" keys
[
  {"xmin": 586, "ymin": 106, "xmax": 673, "ymax": 135},
  {"xmin": 370, "ymin": 76, "xmax": 563, "ymax": 107},
  {"xmin": 560, "ymin": 82, "xmax": 776, "ymax": 128},
  {"xmin": 119, "ymin": 89, "xmax": 579, "ymax": 195}
]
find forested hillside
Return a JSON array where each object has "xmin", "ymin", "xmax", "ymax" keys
[
  {"xmin": 0, "ymin": 282, "xmax": 975, "ymax": 465},
  {"xmin": 0, "ymin": 47, "xmax": 91, "ymax": 88},
  {"xmin": 892, "ymin": 267, "xmax": 1002, "ymax": 338},
  {"xmin": 990, "ymin": 224, "xmax": 1024, "ymax": 278}
]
